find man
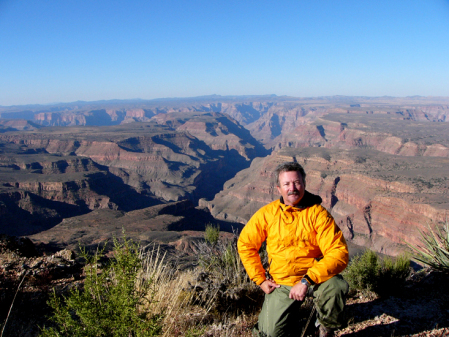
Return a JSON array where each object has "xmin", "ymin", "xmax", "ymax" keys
[{"xmin": 238, "ymin": 162, "xmax": 349, "ymax": 337}]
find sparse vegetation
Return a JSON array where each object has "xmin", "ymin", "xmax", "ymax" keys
[
  {"xmin": 408, "ymin": 220, "xmax": 449, "ymax": 272},
  {"xmin": 192, "ymin": 228, "xmax": 263, "ymax": 317},
  {"xmin": 204, "ymin": 223, "xmax": 220, "ymax": 246},
  {"xmin": 4, "ymin": 223, "xmax": 447, "ymax": 336},
  {"xmin": 343, "ymin": 249, "xmax": 411, "ymax": 296},
  {"xmin": 38, "ymin": 228, "xmax": 422, "ymax": 336},
  {"xmin": 376, "ymin": 253, "xmax": 411, "ymax": 295},
  {"xmin": 160, "ymin": 226, "xmax": 261, "ymax": 336},
  {"xmin": 39, "ymin": 229, "xmax": 259, "ymax": 337},
  {"xmin": 40, "ymin": 236, "xmax": 163, "ymax": 337}
]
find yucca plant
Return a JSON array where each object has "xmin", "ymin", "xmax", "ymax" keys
[{"xmin": 407, "ymin": 220, "xmax": 449, "ymax": 272}]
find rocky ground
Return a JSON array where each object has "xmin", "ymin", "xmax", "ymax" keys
[
  {"xmin": 337, "ymin": 269, "xmax": 449, "ymax": 336},
  {"xmin": 1, "ymin": 234, "xmax": 448, "ymax": 337},
  {"xmin": 0, "ymin": 235, "xmax": 84, "ymax": 336}
]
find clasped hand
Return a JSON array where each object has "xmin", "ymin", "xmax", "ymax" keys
[{"xmin": 288, "ymin": 282, "xmax": 308, "ymax": 301}]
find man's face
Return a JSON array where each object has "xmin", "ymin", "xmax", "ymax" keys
[{"xmin": 276, "ymin": 170, "xmax": 305, "ymax": 206}]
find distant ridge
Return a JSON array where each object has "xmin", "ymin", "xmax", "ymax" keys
[
  {"xmin": 0, "ymin": 94, "xmax": 282, "ymax": 109},
  {"xmin": 2, "ymin": 94, "xmax": 449, "ymax": 110}
]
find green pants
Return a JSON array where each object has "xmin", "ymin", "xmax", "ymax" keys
[{"xmin": 253, "ymin": 275, "xmax": 349, "ymax": 337}]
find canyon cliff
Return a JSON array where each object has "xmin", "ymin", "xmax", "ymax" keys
[
  {"xmin": 0, "ymin": 112, "xmax": 265, "ymax": 237},
  {"xmin": 1, "ymin": 96, "xmax": 449, "ymax": 256}
]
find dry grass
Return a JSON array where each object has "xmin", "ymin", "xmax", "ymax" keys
[{"xmin": 138, "ymin": 242, "xmax": 260, "ymax": 336}]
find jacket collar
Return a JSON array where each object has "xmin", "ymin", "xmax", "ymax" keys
[{"xmin": 279, "ymin": 190, "xmax": 322, "ymax": 210}]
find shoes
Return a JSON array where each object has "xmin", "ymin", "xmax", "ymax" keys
[{"xmin": 315, "ymin": 324, "xmax": 335, "ymax": 337}]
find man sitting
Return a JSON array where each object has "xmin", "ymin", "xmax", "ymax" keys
[{"xmin": 238, "ymin": 162, "xmax": 349, "ymax": 337}]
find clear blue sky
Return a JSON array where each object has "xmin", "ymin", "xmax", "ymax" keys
[{"xmin": 1, "ymin": 0, "xmax": 449, "ymax": 106}]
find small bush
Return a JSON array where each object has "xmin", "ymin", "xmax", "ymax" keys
[
  {"xmin": 377, "ymin": 253, "xmax": 411, "ymax": 295},
  {"xmin": 204, "ymin": 223, "xmax": 220, "ymax": 245},
  {"xmin": 40, "ymin": 236, "xmax": 162, "ymax": 337},
  {"xmin": 343, "ymin": 249, "xmax": 410, "ymax": 296},
  {"xmin": 408, "ymin": 221, "xmax": 449, "ymax": 272},
  {"xmin": 343, "ymin": 249, "xmax": 379, "ymax": 292}
]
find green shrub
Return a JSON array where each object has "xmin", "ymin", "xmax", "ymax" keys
[
  {"xmin": 343, "ymin": 249, "xmax": 410, "ymax": 296},
  {"xmin": 204, "ymin": 223, "xmax": 220, "ymax": 246},
  {"xmin": 407, "ymin": 221, "xmax": 449, "ymax": 272},
  {"xmin": 40, "ymin": 236, "xmax": 162, "ymax": 337},
  {"xmin": 376, "ymin": 253, "xmax": 411, "ymax": 295},
  {"xmin": 343, "ymin": 249, "xmax": 379, "ymax": 292}
]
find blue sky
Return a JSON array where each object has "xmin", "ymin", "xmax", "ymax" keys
[{"xmin": 1, "ymin": 0, "xmax": 449, "ymax": 106}]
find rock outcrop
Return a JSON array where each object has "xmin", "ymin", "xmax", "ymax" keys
[
  {"xmin": 0, "ymin": 119, "xmax": 41, "ymax": 132},
  {"xmin": 270, "ymin": 114, "xmax": 449, "ymax": 157},
  {"xmin": 0, "ymin": 141, "xmax": 161, "ymax": 235},
  {"xmin": 0, "ymin": 114, "xmax": 265, "ymax": 204},
  {"xmin": 29, "ymin": 200, "xmax": 243, "ymax": 255},
  {"xmin": 0, "ymin": 234, "xmax": 84, "ymax": 337}
]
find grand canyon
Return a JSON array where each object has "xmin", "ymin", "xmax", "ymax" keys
[
  {"xmin": 2, "ymin": 95, "xmax": 449, "ymax": 336},
  {"xmin": 1, "ymin": 95, "xmax": 448, "ymax": 256}
]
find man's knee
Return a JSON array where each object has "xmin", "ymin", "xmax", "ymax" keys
[
  {"xmin": 313, "ymin": 275, "xmax": 349, "ymax": 329},
  {"xmin": 257, "ymin": 286, "xmax": 302, "ymax": 337},
  {"xmin": 316, "ymin": 274, "xmax": 349, "ymax": 297}
]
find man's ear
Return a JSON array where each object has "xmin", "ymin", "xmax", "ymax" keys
[{"xmin": 276, "ymin": 185, "xmax": 281, "ymax": 195}]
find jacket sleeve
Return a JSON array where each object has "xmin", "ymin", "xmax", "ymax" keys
[
  {"xmin": 237, "ymin": 210, "xmax": 268, "ymax": 285},
  {"xmin": 306, "ymin": 206, "xmax": 349, "ymax": 285}
]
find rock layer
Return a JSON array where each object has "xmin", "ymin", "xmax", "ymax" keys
[{"xmin": 0, "ymin": 114, "xmax": 265, "ymax": 236}]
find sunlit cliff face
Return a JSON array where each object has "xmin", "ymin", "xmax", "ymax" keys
[{"xmin": 276, "ymin": 170, "xmax": 305, "ymax": 206}]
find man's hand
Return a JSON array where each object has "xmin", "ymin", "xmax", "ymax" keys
[
  {"xmin": 289, "ymin": 282, "xmax": 308, "ymax": 301},
  {"xmin": 260, "ymin": 279, "xmax": 280, "ymax": 294}
]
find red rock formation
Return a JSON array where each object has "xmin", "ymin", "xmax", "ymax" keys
[{"xmin": 0, "ymin": 115, "xmax": 265, "ymax": 207}]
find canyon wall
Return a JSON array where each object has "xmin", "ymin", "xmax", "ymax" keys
[{"xmin": 0, "ymin": 113, "xmax": 265, "ymax": 236}]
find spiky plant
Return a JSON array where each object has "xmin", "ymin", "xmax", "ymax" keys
[{"xmin": 407, "ymin": 220, "xmax": 449, "ymax": 272}]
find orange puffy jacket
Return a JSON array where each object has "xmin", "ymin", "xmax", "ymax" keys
[{"xmin": 237, "ymin": 191, "xmax": 349, "ymax": 286}]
